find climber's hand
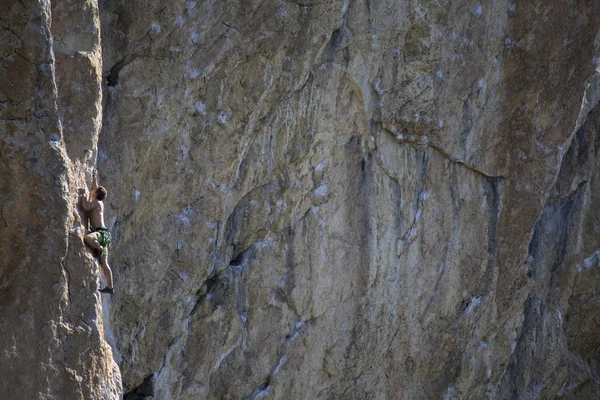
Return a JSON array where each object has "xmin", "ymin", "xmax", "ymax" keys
[{"xmin": 78, "ymin": 188, "xmax": 85, "ymax": 195}]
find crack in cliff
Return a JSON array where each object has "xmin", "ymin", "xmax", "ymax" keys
[
  {"xmin": 289, "ymin": 0, "xmax": 338, "ymax": 8},
  {"xmin": 9, "ymin": 51, "xmax": 34, "ymax": 65},
  {"xmin": 420, "ymin": 262, "xmax": 448, "ymax": 320},
  {"xmin": 134, "ymin": 308, "xmax": 171, "ymax": 341},
  {"xmin": 281, "ymin": 69, "xmax": 313, "ymax": 105},
  {"xmin": 428, "ymin": 141, "xmax": 505, "ymax": 180},
  {"xmin": 241, "ymin": 317, "xmax": 310, "ymax": 400},
  {"xmin": 0, "ymin": 194, "xmax": 13, "ymax": 227},
  {"xmin": 221, "ymin": 21, "xmax": 239, "ymax": 32},
  {"xmin": 373, "ymin": 154, "xmax": 400, "ymax": 187},
  {"xmin": 275, "ymin": 287, "xmax": 301, "ymax": 318},
  {"xmin": 0, "ymin": 51, "xmax": 16, "ymax": 63},
  {"xmin": 123, "ymin": 373, "xmax": 155, "ymax": 400},
  {"xmin": 479, "ymin": 177, "xmax": 501, "ymax": 297},
  {"xmin": 104, "ymin": 16, "xmax": 186, "ymax": 88},
  {"xmin": 379, "ymin": 122, "xmax": 505, "ymax": 180},
  {"xmin": 61, "ymin": 260, "xmax": 72, "ymax": 306},
  {"xmin": 106, "ymin": 56, "xmax": 134, "ymax": 87},
  {"xmin": 521, "ymin": 81, "xmax": 600, "ymax": 275},
  {"xmin": 524, "ymin": 179, "xmax": 589, "ymax": 274},
  {"xmin": 188, "ymin": 241, "xmax": 255, "ymax": 319},
  {"xmin": 556, "ymin": 180, "xmax": 590, "ymax": 203},
  {"xmin": 498, "ymin": 175, "xmax": 590, "ymax": 394},
  {"xmin": 376, "ymin": 149, "xmax": 427, "ymax": 258},
  {"xmin": 227, "ymin": 74, "xmax": 278, "ymax": 195},
  {"xmin": 394, "ymin": 85, "xmax": 432, "ymax": 113}
]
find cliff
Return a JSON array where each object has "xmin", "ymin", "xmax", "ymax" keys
[
  {"xmin": 0, "ymin": 0, "xmax": 121, "ymax": 398},
  {"xmin": 1, "ymin": 0, "xmax": 600, "ymax": 399}
]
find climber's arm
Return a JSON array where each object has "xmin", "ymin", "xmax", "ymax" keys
[
  {"xmin": 79, "ymin": 188, "xmax": 99, "ymax": 211},
  {"xmin": 91, "ymin": 168, "xmax": 98, "ymax": 192},
  {"xmin": 82, "ymin": 197, "xmax": 100, "ymax": 211}
]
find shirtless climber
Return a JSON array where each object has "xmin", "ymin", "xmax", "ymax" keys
[{"xmin": 78, "ymin": 168, "xmax": 114, "ymax": 294}]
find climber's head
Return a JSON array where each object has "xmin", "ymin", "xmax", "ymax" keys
[{"xmin": 96, "ymin": 186, "xmax": 107, "ymax": 201}]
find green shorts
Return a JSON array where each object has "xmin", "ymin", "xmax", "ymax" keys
[{"xmin": 93, "ymin": 227, "xmax": 111, "ymax": 256}]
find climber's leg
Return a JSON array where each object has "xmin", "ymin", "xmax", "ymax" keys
[
  {"xmin": 99, "ymin": 252, "xmax": 114, "ymax": 290},
  {"xmin": 84, "ymin": 232, "xmax": 102, "ymax": 250}
]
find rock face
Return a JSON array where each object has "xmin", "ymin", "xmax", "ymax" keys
[
  {"xmin": 0, "ymin": 0, "xmax": 120, "ymax": 398},
  {"xmin": 2, "ymin": 0, "xmax": 600, "ymax": 399}
]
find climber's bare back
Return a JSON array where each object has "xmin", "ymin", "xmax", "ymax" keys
[{"xmin": 89, "ymin": 201, "xmax": 105, "ymax": 229}]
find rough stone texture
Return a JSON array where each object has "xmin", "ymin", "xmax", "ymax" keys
[
  {"xmin": 0, "ymin": 0, "xmax": 121, "ymax": 398},
  {"xmin": 95, "ymin": 1, "xmax": 600, "ymax": 398},
  {"xmin": 3, "ymin": 0, "xmax": 600, "ymax": 399}
]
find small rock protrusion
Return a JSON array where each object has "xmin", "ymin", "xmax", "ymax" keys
[{"xmin": 197, "ymin": 282, "xmax": 208, "ymax": 296}]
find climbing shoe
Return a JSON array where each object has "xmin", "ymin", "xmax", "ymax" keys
[{"xmin": 99, "ymin": 287, "xmax": 114, "ymax": 294}]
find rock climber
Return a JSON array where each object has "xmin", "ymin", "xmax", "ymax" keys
[{"xmin": 78, "ymin": 168, "xmax": 114, "ymax": 294}]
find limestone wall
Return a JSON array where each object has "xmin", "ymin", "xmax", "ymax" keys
[
  {"xmin": 1, "ymin": 0, "xmax": 600, "ymax": 399},
  {"xmin": 0, "ymin": 1, "xmax": 120, "ymax": 398}
]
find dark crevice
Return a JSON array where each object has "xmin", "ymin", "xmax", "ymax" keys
[
  {"xmin": 210, "ymin": 221, "xmax": 221, "ymax": 272},
  {"xmin": 197, "ymin": 274, "xmax": 219, "ymax": 298},
  {"xmin": 323, "ymin": 28, "xmax": 343, "ymax": 61},
  {"xmin": 503, "ymin": 293, "xmax": 539, "ymax": 398},
  {"xmin": 124, "ymin": 373, "xmax": 155, "ymax": 400},
  {"xmin": 229, "ymin": 242, "xmax": 255, "ymax": 268},
  {"xmin": 188, "ymin": 244, "xmax": 255, "ymax": 318},
  {"xmin": 223, "ymin": 202, "xmax": 243, "ymax": 259},
  {"xmin": 242, "ymin": 378, "xmax": 270, "ymax": 400},
  {"xmin": 187, "ymin": 273, "xmax": 221, "ymax": 319},
  {"xmin": 320, "ymin": 9, "xmax": 352, "ymax": 67},
  {"xmin": 258, "ymin": 379, "xmax": 270, "ymax": 391},
  {"xmin": 480, "ymin": 177, "xmax": 500, "ymax": 295},
  {"xmin": 106, "ymin": 56, "xmax": 132, "ymax": 87},
  {"xmin": 289, "ymin": 1, "xmax": 334, "ymax": 9},
  {"xmin": 229, "ymin": 251, "xmax": 244, "ymax": 267}
]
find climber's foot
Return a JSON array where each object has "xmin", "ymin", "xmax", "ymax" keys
[{"xmin": 99, "ymin": 287, "xmax": 114, "ymax": 294}]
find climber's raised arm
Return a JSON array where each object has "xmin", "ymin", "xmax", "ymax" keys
[
  {"xmin": 79, "ymin": 188, "xmax": 99, "ymax": 211},
  {"xmin": 91, "ymin": 168, "xmax": 98, "ymax": 192}
]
